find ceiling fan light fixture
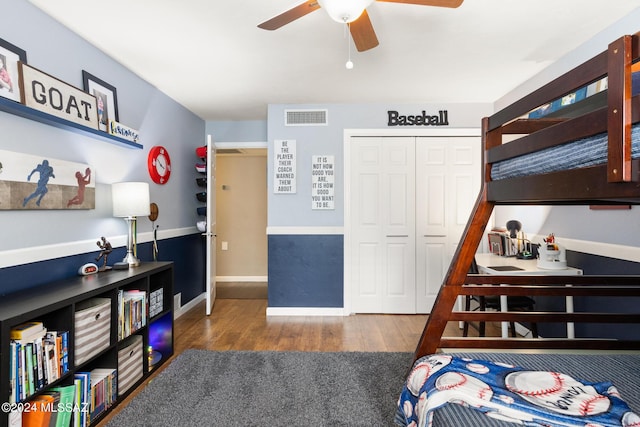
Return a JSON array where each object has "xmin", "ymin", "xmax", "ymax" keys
[{"xmin": 318, "ymin": 0, "xmax": 375, "ymax": 24}]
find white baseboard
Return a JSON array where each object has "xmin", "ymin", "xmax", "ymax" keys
[
  {"xmin": 216, "ymin": 276, "xmax": 268, "ymax": 282},
  {"xmin": 266, "ymin": 307, "xmax": 348, "ymax": 316},
  {"xmin": 174, "ymin": 292, "xmax": 205, "ymax": 319}
]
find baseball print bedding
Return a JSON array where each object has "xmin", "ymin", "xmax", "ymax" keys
[{"xmin": 396, "ymin": 355, "xmax": 639, "ymax": 427}]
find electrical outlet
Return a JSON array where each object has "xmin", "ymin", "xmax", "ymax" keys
[{"xmin": 221, "ymin": 241, "xmax": 228, "ymax": 251}]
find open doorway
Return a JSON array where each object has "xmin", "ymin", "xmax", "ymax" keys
[{"xmin": 215, "ymin": 146, "xmax": 268, "ymax": 299}]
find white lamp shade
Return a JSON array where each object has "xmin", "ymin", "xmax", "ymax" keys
[
  {"xmin": 318, "ymin": 0, "xmax": 374, "ymax": 23},
  {"xmin": 112, "ymin": 182, "xmax": 151, "ymax": 217}
]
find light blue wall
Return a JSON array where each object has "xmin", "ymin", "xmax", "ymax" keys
[
  {"xmin": 205, "ymin": 120, "xmax": 267, "ymax": 142},
  {"xmin": 262, "ymin": 102, "xmax": 492, "ymax": 308},
  {"xmin": 206, "ymin": 104, "xmax": 496, "ymax": 308},
  {"xmin": 494, "ymin": 7, "xmax": 640, "ymax": 249},
  {"xmin": 266, "ymin": 103, "xmax": 492, "ymax": 227},
  {"xmin": 207, "ymin": 103, "xmax": 493, "ymax": 228},
  {"xmin": 1, "ymin": 1, "xmax": 206, "ymax": 301},
  {"xmin": 2, "ymin": 0, "xmax": 205, "ymax": 255}
]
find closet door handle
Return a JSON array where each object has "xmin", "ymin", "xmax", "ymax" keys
[
  {"xmin": 386, "ymin": 234, "xmax": 409, "ymax": 237},
  {"xmin": 424, "ymin": 234, "xmax": 446, "ymax": 237}
]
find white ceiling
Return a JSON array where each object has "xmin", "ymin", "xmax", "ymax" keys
[{"xmin": 27, "ymin": 0, "xmax": 639, "ymax": 122}]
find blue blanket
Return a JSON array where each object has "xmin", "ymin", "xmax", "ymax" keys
[
  {"xmin": 396, "ymin": 355, "xmax": 640, "ymax": 427},
  {"xmin": 491, "ymin": 72, "xmax": 640, "ymax": 181},
  {"xmin": 491, "ymin": 125, "xmax": 640, "ymax": 180}
]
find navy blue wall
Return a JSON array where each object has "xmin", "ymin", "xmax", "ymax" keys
[
  {"xmin": 158, "ymin": 234, "xmax": 206, "ymax": 304},
  {"xmin": 534, "ymin": 250, "xmax": 640, "ymax": 340},
  {"xmin": 268, "ymin": 234, "xmax": 343, "ymax": 307},
  {"xmin": 0, "ymin": 234, "xmax": 204, "ymax": 303}
]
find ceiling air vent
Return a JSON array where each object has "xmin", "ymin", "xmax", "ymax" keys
[{"xmin": 285, "ymin": 109, "xmax": 328, "ymax": 126}]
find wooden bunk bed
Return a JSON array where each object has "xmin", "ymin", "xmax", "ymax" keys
[{"xmin": 396, "ymin": 31, "xmax": 640, "ymax": 427}]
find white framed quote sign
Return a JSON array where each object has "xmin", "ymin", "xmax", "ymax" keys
[
  {"xmin": 311, "ymin": 155, "xmax": 334, "ymax": 210},
  {"xmin": 274, "ymin": 139, "xmax": 296, "ymax": 194}
]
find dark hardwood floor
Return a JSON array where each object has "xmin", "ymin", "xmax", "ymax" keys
[
  {"xmin": 174, "ymin": 298, "xmax": 431, "ymax": 353},
  {"xmin": 97, "ymin": 297, "xmax": 499, "ymax": 425}
]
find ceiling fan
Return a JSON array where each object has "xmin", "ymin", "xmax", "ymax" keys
[{"xmin": 258, "ymin": 0, "xmax": 463, "ymax": 52}]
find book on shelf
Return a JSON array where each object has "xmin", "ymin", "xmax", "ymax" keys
[
  {"xmin": 87, "ymin": 367, "xmax": 117, "ymax": 424},
  {"xmin": 118, "ymin": 289, "xmax": 147, "ymax": 339},
  {"xmin": 12, "ymin": 327, "xmax": 47, "ymax": 346},
  {"xmin": 8, "ymin": 408, "xmax": 21, "ymax": 427},
  {"xmin": 59, "ymin": 331, "xmax": 70, "ymax": 376},
  {"xmin": 44, "ymin": 331, "xmax": 60, "ymax": 382},
  {"xmin": 74, "ymin": 372, "xmax": 90, "ymax": 427},
  {"xmin": 9, "ymin": 329, "xmax": 70, "ymax": 401},
  {"xmin": 34, "ymin": 339, "xmax": 45, "ymax": 390},
  {"xmin": 40, "ymin": 390, "xmax": 61, "ymax": 427},
  {"xmin": 72, "ymin": 368, "xmax": 118, "ymax": 426},
  {"xmin": 21, "ymin": 391, "xmax": 56, "ymax": 427},
  {"xmin": 25, "ymin": 343, "xmax": 35, "ymax": 397},
  {"xmin": 10, "ymin": 321, "xmax": 44, "ymax": 340},
  {"xmin": 9, "ymin": 341, "xmax": 20, "ymax": 404},
  {"xmin": 50, "ymin": 384, "xmax": 77, "ymax": 427}
]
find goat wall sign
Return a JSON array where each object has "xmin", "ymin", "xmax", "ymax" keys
[{"xmin": 19, "ymin": 62, "xmax": 99, "ymax": 130}]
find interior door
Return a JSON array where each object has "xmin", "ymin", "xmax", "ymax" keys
[
  {"xmin": 415, "ymin": 136, "xmax": 480, "ymax": 312},
  {"xmin": 205, "ymin": 135, "xmax": 217, "ymax": 315},
  {"xmin": 415, "ymin": 138, "xmax": 448, "ymax": 312},
  {"xmin": 350, "ymin": 136, "xmax": 416, "ymax": 313}
]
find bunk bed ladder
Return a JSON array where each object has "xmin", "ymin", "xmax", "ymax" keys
[{"xmin": 413, "ymin": 186, "xmax": 495, "ymax": 361}]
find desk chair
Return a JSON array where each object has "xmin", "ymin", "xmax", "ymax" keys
[{"xmin": 462, "ymin": 258, "xmax": 539, "ymax": 338}]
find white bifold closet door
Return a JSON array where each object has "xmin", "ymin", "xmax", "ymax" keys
[
  {"xmin": 350, "ymin": 137, "xmax": 416, "ymax": 314},
  {"xmin": 350, "ymin": 135, "xmax": 479, "ymax": 314},
  {"xmin": 415, "ymin": 136, "xmax": 480, "ymax": 313}
]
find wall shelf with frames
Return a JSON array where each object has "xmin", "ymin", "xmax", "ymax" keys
[{"xmin": 0, "ymin": 97, "xmax": 142, "ymax": 150}]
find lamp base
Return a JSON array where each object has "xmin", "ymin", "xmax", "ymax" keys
[
  {"xmin": 122, "ymin": 252, "xmax": 141, "ymax": 267},
  {"xmin": 121, "ymin": 216, "xmax": 141, "ymax": 267}
]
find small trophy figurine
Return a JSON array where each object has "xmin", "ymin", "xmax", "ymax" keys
[{"xmin": 95, "ymin": 236, "xmax": 113, "ymax": 271}]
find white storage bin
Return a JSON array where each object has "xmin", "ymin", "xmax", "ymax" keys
[
  {"xmin": 117, "ymin": 334, "xmax": 143, "ymax": 396},
  {"xmin": 74, "ymin": 297, "xmax": 111, "ymax": 366}
]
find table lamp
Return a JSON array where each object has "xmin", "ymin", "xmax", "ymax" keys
[
  {"xmin": 112, "ymin": 182, "xmax": 150, "ymax": 267},
  {"xmin": 506, "ymin": 220, "xmax": 522, "ymax": 238}
]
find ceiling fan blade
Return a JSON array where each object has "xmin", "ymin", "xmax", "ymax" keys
[
  {"xmin": 258, "ymin": 1, "xmax": 321, "ymax": 30},
  {"xmin": 350, "ymin": 10, "xmax": 379, "ymax": 52},
  {"xmin": 376, "ymin": 0, "xmax": 463, "ymax": 8}
]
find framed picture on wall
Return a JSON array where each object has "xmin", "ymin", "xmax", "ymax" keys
[
  {"xmin": 0, "ymin": 37, "xmax": 27, "ymax": 103},
  {"xmin": 82, "ymin": 70, "xmax": 119, "ymax": 132}
]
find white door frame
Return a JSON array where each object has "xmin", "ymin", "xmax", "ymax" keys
[
  {"xmin": 343, "ymin": 128, "xmax": 481, "ymax": 315},
  {"xmin": 204, "ymin": 140, "xmax": 267, "ymax": 315}
]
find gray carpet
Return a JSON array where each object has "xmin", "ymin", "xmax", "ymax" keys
[{"xmin": 106, "ymin": 349, "xmax": 414, "ymax": 427}]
